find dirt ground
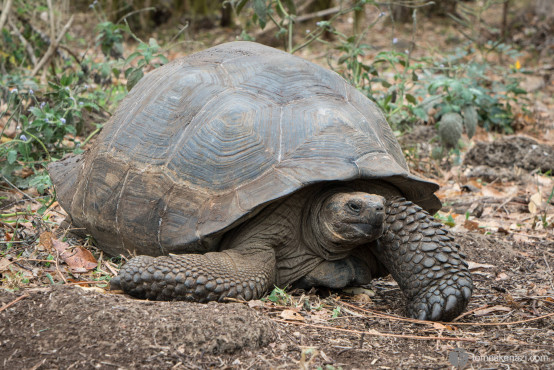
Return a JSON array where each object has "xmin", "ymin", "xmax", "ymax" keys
[
  {"xmin": 1, "ymin": 229, "xmax": 553, "ymax": 369},
  {"xmin": 2, "ymin": 2, "xmax": 554, "ymax": 369}
]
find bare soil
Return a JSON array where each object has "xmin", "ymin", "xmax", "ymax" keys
[{"xmin": 1, "ymin": 230, "xmax": 553, "ymax": 369}]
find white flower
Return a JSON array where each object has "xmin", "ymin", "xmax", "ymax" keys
[
  {"xmin": 392, "ymin": 38, "xmax": 398, "ymax": 44},
  {"xmin": 11, "ymin": 89, "xmax": 18, "ymax": 93},
  {"xmin": 60, "ymin": 118, "xmax": 66, "ymax": 124},
  {"xmin": 40, "ymin": 102, "xmax": 46, "ymax": 108},
  {"xmin": 29, "ymin": 89, "xmax": 34, "ymax": 95},
  {"xmin": 20, "ymin": 134, "xmax": 28, "ymax": 141}
]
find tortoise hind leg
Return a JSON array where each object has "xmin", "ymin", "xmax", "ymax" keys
[
  {"xmin": 111, "ymin": 247, "xmax": 276, "ymax": 302},
  {"xmin": 376, "ymin": 198, "xmax": 473, "ymax": 321}
]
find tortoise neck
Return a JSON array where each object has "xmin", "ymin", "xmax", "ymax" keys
[{"xmin": 301, "ymin": 186, "xmax": 359, "ymax": 261}]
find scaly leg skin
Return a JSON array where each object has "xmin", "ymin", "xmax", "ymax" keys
[
  {"xmin": 295, "ymin": 256, "xmax": 373, "ymax": 290},
  {"xmin": 376, "ymin": 198, "xmax": 473, "ymax": 321},
  {"xmin": 110, "ymin": 249, "xmax": 276, "ymax": 302}
]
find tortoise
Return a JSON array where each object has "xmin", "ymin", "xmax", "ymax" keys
[{"xmin": 49, "ymin": 41, "xmax": 472, "ymax": 321}]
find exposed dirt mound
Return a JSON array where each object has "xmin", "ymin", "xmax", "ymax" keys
[
  {"xmin": 464, "ymin": 136, "xmax": 554, "ymax": 172},
  {"xmin": 0, "ymin": 287, "xmax": 278, "ymax": 368}
]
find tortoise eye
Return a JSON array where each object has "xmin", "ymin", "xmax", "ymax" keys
[{"xmin": 347, "ymin": 202, "xmax": 361, "ymax": 213}]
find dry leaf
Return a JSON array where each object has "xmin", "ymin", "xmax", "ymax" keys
[
  {"xmin": 0, "ymin": 258, "xmax": 12, "ymax": 271},
  {"xmin": 474, "ymin": 305, "xmax": 512, "ymax": 317},
  {"xmin": 433, "ymin": 322, "xmax": 447, "ymax": 330},
  {"xmin": 247, "ymin": 300, "xmax": 265, "ymax": 308},
  {"xmin": 39, "ymin": 231, "xmax": 54, "ymax": 251},
  {"xmin": 60, "ymin": 246, "xmax": 98, "ymax": 272},
  {"xmin": 467, "ymin": 261, "xmax": 495, "ymax": 270},
  {"xmin": 280, "ymin": 309, "xmax": 304, "ymax": 321},
  {"xmin": 352, "ymin": 294, "xmax": 372, "ymax": 303},
  {"xmin": 46, "ymin": 236, "xmax": 98, "ymax": 272},
  {"xmin": 75, "ymin": 286, "xmax": 106, "ymax": 294},
  {"xmin": 528, "ymin": 192, "xmax": 542, "ymax": 214},
  {"xmin": 463, "ymin": 219, "xmax": 481, "ymax": 232},
  {"xmin": 342, "ymin": 287, "xmax": 375, "ymax": 297},
  {"xmin": 495, "ymin": 272, "xmax": 509, "ymax": 281}
]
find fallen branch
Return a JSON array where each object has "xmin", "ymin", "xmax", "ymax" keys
[
  {"xmin": 31, "ymin": 15, "xmax": 74, "ymax": 77},
  {"xmin": 0, "ymin": 0, "xmax": 14, "ymax": 31},
  {"xmin": 272, "ymin": 319, "xmax": 477, "ymax": 342},
  {"xmin": 0, "ymin": 294, "xmax": 29, "ymax": 313}
]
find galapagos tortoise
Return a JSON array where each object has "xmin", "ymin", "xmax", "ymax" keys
[{"xmin": 49, "ymin": 41, "xmax": 472, "ymax": 321}]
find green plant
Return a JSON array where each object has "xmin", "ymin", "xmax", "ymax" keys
[
  {"xmin": 124, "ymin": 36, "xmax": 168, "ymax": 91},
  {"xmin": 419, "ymin": 46, "xmax": 527, "ymax": 149},
  {"xmin": 264, "ymin": 285, "xmax": 292, "ymax": 305},
  {"xmin": 234, "ymin": 0, "xmax": 375, "ymax": 53},
  {"xmin": 0, "ymin": 0, "xmax": 172, "ymax": 199},
  {"xmin": 434, "ymin": 212, "xmax": 456, "ymax": 227}
]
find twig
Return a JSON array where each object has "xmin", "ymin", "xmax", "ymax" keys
[
  {"xmin": 8, "ymin": 17, "xmax": 38, "ymax": 65},
  {"xmin": 0, "ymin": 293, "xmax": 29, "ymax": 313},
  {"xmin": 31, "ymin": 15, "xmax": 74, "ymax": 77},
  {"xmin": 0, "ymin": 0, "xmax": 14, "ymax": 31},
  {"xmin": 342, "ymin": 301, "xmax": 554, "ymax": 326},
  {"xmin": 46, "ymin": 0, "xmax": 55, "ymax": 40},
  {"xmin": 448, "ymin": 311, "xmax": 554, "ymax": 326},
  {"xmin": 1, "ymin": 175, "xmax": 41, "ymax": 205},
  {"xmin": 491, "ymin": 195, "xmax": 515, "ymax": 214},
  {"xmin": 54, "ymin": 250, "xmax": 68, "ymax": 284},
  {"xmin": 272, "ymin": 319, "xmax": 476, "ymax": 342},
  {"xmin": 64, "ymin": 281, "xmax": 109, "ymax": 286},
  {"xmin": 295, "ymin": 5, "xmax": 342, "ymax": 22},
  {"xmin": 341, "ymin": 301, "xmax": 435, "ymax": 325}
]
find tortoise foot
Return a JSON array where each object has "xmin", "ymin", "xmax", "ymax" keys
[
  {"xmin": 377, "ymin": 198, "xmax": 473, "ymax": 321},
  {"xmin": 407, "ymin": 273, "xmax": 473, "ymax": 321}
]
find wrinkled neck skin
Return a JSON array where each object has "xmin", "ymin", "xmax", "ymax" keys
[{"xmin": 302, "ymin": 187, "xmax": 380, "ymax": 261}]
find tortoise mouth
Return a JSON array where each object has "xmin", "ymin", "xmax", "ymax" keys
[{"xmin": 350, "ymin": 222, "xmax": 384, "ymax": 238}]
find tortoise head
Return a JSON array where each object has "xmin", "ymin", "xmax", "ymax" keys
[{"xmin": 318, "ymin": 191, "xmax": 386, "ymax": 248}]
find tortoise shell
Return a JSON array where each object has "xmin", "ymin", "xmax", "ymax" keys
[{"xmin": 49, "ymin": 41, "xmax": 440, "ymax": 257}]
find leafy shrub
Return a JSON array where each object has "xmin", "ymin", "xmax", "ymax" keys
[{"xmin": 0, "ymin": 1, "xmax": 168, "ymax": 203}]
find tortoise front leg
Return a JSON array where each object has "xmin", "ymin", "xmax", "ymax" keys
[
  {"xmin": 376, "ymin": 198, "xmax": 473, "ymax": 321},
  {"xmin": 110, "ymin": 248, "xmax": 276, "ymax": 302}
]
